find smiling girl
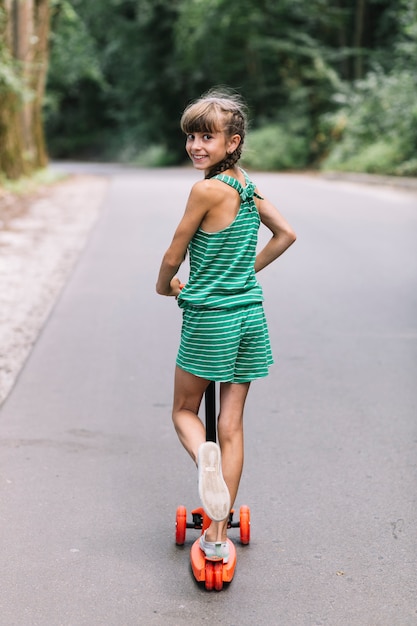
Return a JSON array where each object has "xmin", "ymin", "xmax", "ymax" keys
[{"xmin": 156, "ymin": 88, "xmax": 296, "ymax": 561}]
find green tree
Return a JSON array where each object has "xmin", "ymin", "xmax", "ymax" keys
[
  {"xmin": 46, "ymin": 0, "xmax": 184, "ymax": 161},
  {"xmin": 45, "ymin": 0, "xmax": 106, "ymax": 156},
  {"xmin": 44, "ymin": 0, "xmax": 416, "ymax": 173},
  {"xmin": 320, "ymin": 0, "xmax": 417, "ymax": 175}
]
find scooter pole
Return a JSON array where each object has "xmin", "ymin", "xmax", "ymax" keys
[{"xmin": 204, "ymin": 381, "xmax": 217, "ymax": 444}]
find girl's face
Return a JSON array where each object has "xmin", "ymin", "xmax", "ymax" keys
[{"xmin": 185, "ymin": 129, "xmax": 240, "ymax": 175}]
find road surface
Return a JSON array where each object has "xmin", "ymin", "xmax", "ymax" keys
[{"xmin": 1, "ymin": 165, "xmax": 416, "ymax": 625}]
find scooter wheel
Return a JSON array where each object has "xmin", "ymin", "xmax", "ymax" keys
[
  {"xmin": 214, "ymin": 561, "xmax": 223, "ymax": 591},
  {"xmin": 205, "ymin": 561, "xmax": 214, "ymax": 590},
  {"xmin": 240, "ymin": 505, "xmax": 250, "ymax": 545},
  {"xmin": 175, "ymin": 506, "xmax": 187, "ymax": 545}
]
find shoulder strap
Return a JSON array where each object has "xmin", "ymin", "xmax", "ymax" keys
[
  {"xmin": 212, "ymin": 170, "xmax": 264, "ymax": 202},
  {"xmin": 212, "ymin": 173, "xmax": 244, "ymax": 194},
  {"xmin": 241, "ymin": 169, "xmax": 264, "ymax": 200}
]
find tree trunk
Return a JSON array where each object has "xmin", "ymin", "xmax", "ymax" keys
[
  {"xmin": 0, "ymin": 1, "xmax": 26, "ymax": 178},
  {"xmin": 0, "ymin": 92, "xmax": 30, "ymax": 178},
  {"xmin": 354, "ymin": 0, "xmax": 366, "ymax": 79},
  {"xmin": 0, "ymin": 0, "xmax": 50, "ymax": 179}
]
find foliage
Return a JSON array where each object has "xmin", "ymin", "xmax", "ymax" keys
[
  {"xmin": 323, "ymin": 139, "xmax": 405, "ymax": 175},
  {"xmin": 45, "ymin": 0, "xmax": 107, "ymax": 156},
  {"xmin": 46, "ymin": 0, "xmax": 185, "ymax": 159},
  {"xmin": 133, "ymin": 145, "xmax": 178, "ymax": 167},
  {"xmin": 34, "ymin": 0, "xmax": 417, "ymax": 175},
  {"xmin": 174, "ymin": 0, "xmax": 344, "ymax": 132},
  {"xmin": 242, "ymin": 125, "xmax": 310, "ymax": 171},
  {"xmin": 319, "ymin": 0, "xmax": 417, "ymax": 176}
]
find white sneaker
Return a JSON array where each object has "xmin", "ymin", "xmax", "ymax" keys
[
  {"xmin": 197, "ymin": 441, "xmax": 230, "ymax": 522},
  {"xmin": 199, "ymin": 531, "xmax": 230, "ymax": 563}
]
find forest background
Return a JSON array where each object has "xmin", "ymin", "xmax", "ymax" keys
[{"xmin": 1, "ymin": 0, "xmax": 417, "ymax": 181}]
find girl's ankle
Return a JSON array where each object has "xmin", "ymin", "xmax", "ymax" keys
[{"xmin": 206, "ymin": 523, "xmax": 228, "ymax": 543}]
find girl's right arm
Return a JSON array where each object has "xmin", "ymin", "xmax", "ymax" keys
[{"xmin": 156, "ymin": 181, "xmax": 212, "ymax": 296}]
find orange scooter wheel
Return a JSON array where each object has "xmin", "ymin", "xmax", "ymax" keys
[
  {"xmin": 214, "ymin": 561, "xmax": 223, "ymax": 591},
  {"xmin": 175, "ymin": 506, "xmax": 187, "ymax": 545},
  {"xmin": 240, "ymin": 505, "xmax": 250, "ymax": 545},
  {"xmin": 205, "ymin": 561, "xmax": 214, "ymax": 590}
]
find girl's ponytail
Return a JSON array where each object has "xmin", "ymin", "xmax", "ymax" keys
[{"xmin": 206, "ymin": 110, "xmax": 245, "ymax": 178}]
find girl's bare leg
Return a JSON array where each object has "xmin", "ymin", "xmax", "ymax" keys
[
  {"xmin": 205, "ymin": 381, "xmax": 250, "ymax": 542},
  {"xmin": 172, "ymin": 366, "xmax": 209, "ymax": 462},
  {"xmin": 173, "ymin": 367, "xmax": 250, "ymax": 544}
]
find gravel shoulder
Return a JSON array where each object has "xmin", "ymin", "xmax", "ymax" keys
[{"xmin": 0, "ymin": 174, "xmax": 109, "ymax": 405}]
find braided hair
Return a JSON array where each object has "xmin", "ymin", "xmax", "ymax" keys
[{"xmin": 180, "ymin": 89, "xmax": 247, "ymax": 179}]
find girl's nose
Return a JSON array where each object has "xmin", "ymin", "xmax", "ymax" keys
[{"xmin": 191, "ymin": 136, "xmax": 202, "ymax": 150}]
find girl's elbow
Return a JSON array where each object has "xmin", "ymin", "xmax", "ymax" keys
[
  {"xmin": 286, "ymin": 227, "xmax": 297, "ymax": 245},
  {"xmin": 276, "ymin": 228, "xmax": 296, "ymax": 248}
]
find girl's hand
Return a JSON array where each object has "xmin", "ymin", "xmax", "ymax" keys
[{"xmin": 170, "ymin": 276, "xmax": 184, "ymax": 297}]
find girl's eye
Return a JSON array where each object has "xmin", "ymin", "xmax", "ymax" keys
[{"xmin": 186, "ymin": 133, "xmax": 212, "ymax": 141}]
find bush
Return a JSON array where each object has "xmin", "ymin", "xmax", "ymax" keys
[
  {"xmin": 132, "ymin": 145, "xmax": 177, "ymax": 167},
  {"xmin": 324, "ymin": 139, "xmax": 405, "ymax": 175},
  {"xmin": 242, "ymin": 124, "xmax": 309, "ymax": 171},
  {"xmin": 394, "ymin": 158, "xmax": 417, "ymax": 177},
  {"xmin": 320, "ymin": 70, "xmax": 417, "ymax": 175}
]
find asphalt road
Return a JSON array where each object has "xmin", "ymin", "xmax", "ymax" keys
[{"xmin": 1, "ymin": 165, "xmax": 416, "ymax": 625}]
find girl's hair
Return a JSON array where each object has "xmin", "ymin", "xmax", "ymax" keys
[{"xmin": 180, "ymin": 88, "xmax": 248, "ymax": 178}]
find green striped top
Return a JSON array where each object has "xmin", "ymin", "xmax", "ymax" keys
[{"xmin": 177, "ymin": 169, "xmax": 264, "ymax": 310}]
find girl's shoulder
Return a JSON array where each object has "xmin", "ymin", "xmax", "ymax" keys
[{"xmin": 190, "ymin": 177, "xmax": 234, "ymax": 204}]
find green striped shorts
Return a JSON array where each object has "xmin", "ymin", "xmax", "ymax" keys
[{"xmin": 176, "ymin": 303, "xmax": 274, "ymax": 383}]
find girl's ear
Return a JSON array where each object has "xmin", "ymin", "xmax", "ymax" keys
[{"xmin": 227, "ymin": 134, "xmax": 241, "ymax": 154}]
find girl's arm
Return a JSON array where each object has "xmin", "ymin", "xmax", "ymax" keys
[
  {"xmin": 156, "ymin": 182, "xmax": 212, "ymax": 296},
  {"xmin": 254, "ymin": 194, "xmax": 296, "ymax": 273}
]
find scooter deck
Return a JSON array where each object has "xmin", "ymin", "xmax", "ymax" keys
[{"xmin": 190, "ymin": 537, "xmax": 236, "ymax": 584}]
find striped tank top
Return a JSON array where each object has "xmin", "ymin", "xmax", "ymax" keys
[{"xmin": 177, "ymin": 169, "xmax": 264, "ymax": 310}]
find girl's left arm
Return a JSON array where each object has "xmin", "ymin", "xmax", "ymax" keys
[
  {"xmin": 254, "ymin": 194, "xmax": 296, "ymax": 273},
  {"xmin": 156, "ymin": 182, "xmax": 211, "ymax": 296}
]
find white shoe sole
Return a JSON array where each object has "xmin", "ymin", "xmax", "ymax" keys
[{"xmin": 197, "ymin": 442, "xmax": 230, "ymax": 522}]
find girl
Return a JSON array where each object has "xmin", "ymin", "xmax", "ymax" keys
[{"xmin": 156, "ymin": 89, "xmax": 296, "ymax": 562}]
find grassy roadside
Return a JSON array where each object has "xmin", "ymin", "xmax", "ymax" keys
[
  {"xmin": 0, "ymin": 168, "xmax": 68, "ymax": 227},
  {"xmin": 0, "ymin": 167, "xmax": 66, "ymax": 196}
]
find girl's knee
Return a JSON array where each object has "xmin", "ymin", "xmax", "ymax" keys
[{"xmin": 218, "ymin": 417, "xmax": 243, "ymax": 443}]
